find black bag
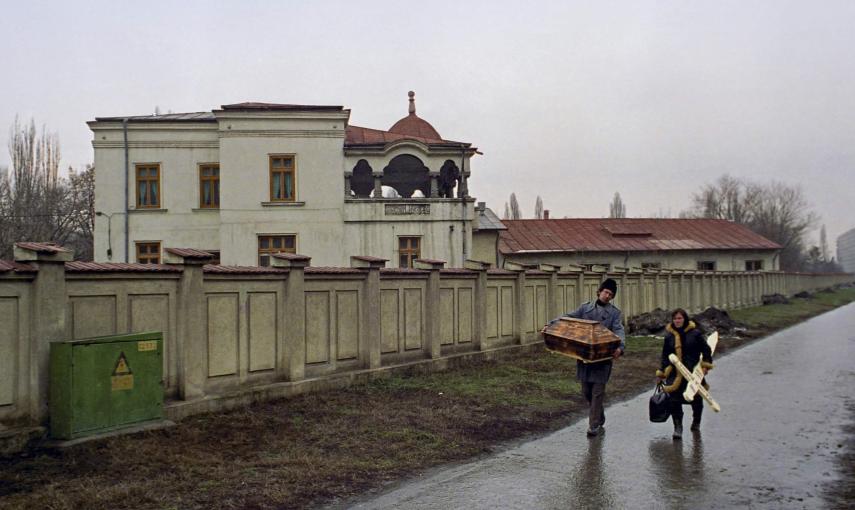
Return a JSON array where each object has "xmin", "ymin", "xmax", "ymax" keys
[{"xmin": 649, "ymin": 383, "xmax": 670, "ymax": 423}]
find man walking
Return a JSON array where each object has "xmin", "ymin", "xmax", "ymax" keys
[{"xmin": 556, "ymin": 278, "xmax": 625, "ymax": 437}]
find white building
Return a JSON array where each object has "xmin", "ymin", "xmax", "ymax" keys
[
  {"xmin": 89, "ymin": 93, "xmax": 478, "ymax": 267},
  {"xmin": 837, "ymin": 227, "xmax": 855, "ymax": 273}
]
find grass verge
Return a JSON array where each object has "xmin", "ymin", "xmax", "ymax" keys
[{"xmin": 1, "ymin": 287, "xmax": 853, "ymax": 510}]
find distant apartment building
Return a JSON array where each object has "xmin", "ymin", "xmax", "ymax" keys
[{"xmin": 837, "ymin": 227, "xmax": 855, "ymax": 273}]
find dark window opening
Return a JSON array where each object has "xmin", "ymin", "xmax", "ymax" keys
[
  {"xmin": 745, "ymin": 260, "xmax": 763, "ymax": 271},
  {"xmin": 351, "ymin": 159, "xmax": 374, "ymax": 198},
  {"xmin": 382, "ymin": 155, "xmax": 429, "ymax": 198},
  {"xmin": 438, "ymin": 160, "xmax": 460, "ymax": 198}
]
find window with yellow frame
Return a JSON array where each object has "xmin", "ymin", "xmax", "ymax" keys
[{"xmin": 269, "ymin": 155, "xmax": 296, "ymax": 201}]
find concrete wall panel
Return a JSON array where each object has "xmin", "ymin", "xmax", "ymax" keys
[
  {"xmin": 500, "ymin": 286, "xmax": 514, "ymax": 336},
  {"xmin": 440, "ymin": 288, "xmax": 455, "ymax": 345},
  {"xmin": 305, "ymin": 291, "xmax": 331, "ymax": 364},
  {"xmin": 129, "ymin": 294, "xmax": 172, "ymax": 387},
  {"xmin": 335, "ymin": 290, "xmax": 359, "ymax": 360},
  {"xmin": 486, "ymin": 287, "xmax": 498, "ymax": 339},
  {"xmin": 403, "ymin": 288, "xmax": 422, "ymax": 351},
  {"xmin": 457, "ymin": 288, "xmax": 473, "ymax": 344},
  {"xmin": 0, "ymin": 298, "xmax": 17, "ymax": 406},
  {"xmin": 248, "ymin": 292, "xmax": 277, "ymax": 372},
  {"xmin": 70, "ymin": 296, "xmax": 116, "ymax": 339},
  {"xmin": 207, "ymin": 294, "xmax": 239, "ymax": 377},
  {"xmin": 380, "ymin": 289, "xmax": 399, "ymax": 354}
]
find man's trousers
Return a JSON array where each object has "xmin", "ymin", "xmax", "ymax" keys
[{"xmin": 581, "ymin": 381, "xmax": 606, "ymax": 429}]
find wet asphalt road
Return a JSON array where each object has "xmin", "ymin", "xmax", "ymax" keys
[{"xmin": 346, "ymin": 303, "xmax": 855, "ymax": 510}]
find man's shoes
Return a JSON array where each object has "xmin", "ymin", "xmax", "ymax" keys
[
  {"xmin": 690, "ymin": 417, "xmax": 701, "ymax": 432},
  {"xmin": 586, "ymin": 426, "xmax": 602, "ymax": 437}
]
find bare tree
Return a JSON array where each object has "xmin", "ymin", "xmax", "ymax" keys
[
  {"xmin": 689, "ymin": 174, "xmax": 750, "ymax": 224},
  {"xmin": 534, "ymin": 195, "xmax": 543, "ymax": 219},
  {"xmin": 66, "ymin": 165, "xmax": 95, "ymax": 260},
  {"xmin": 609, "ymin": 192, "xmax": 626, "ymax": 218},
  {"xmin": 503, "ymin": 202, "xmax": 510, "ymax": 220},
  {"xmin": 687, "ymin": 176, "xmax": 818, "ymax": 270},
  {"xmin": 0, "ymin": 117, "xmax": 94, "ymax": 260},
  {"xmin": 509, "ymin": 193, "xmax": 521, "ymax": 220},
  {"xmin": 819, "ymin": 225, "xmax": 829, "ymax": 262}
]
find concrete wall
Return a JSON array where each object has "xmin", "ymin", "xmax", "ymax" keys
[
  {"xmin": 501, "ymin": 249, "xmax": 779, "ymax": 272},
  {"xmin": 1, "ymin": 247, "xmax": 852, "ymax": 451}
]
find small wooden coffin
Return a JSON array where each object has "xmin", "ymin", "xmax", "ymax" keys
[{"xmin": 542, "ymin": 317, "xmax": 621, "ymax": 363}]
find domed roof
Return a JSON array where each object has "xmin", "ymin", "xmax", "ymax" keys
[{"xmin": 388, "ymin": 91, "xmax": 442, "ymax": 141}]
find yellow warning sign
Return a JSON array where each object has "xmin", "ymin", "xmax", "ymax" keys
[
  {"xmin": 111, "ymin": 352, "xmax": 134, "ymax": 391},
  {"xmin": 137, "ymin": 340, "xmax": 157, "ymax": 352}
]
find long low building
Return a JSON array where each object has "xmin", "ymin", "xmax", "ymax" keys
[{"xmin": 490, "ymin": 218, "xmax": 781, "ymax": 271}]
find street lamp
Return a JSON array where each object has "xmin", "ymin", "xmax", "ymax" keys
[{"xmin": 95, "ymin": 211, "xmax": 114, "ymax": 260}]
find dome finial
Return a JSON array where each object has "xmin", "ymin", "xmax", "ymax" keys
[{"xmin": 408, "ymin": 90, "xmax": 416, "ymax": 115}]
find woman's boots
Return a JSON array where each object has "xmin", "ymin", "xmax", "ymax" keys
[
  {"xmin": 672, "ymin": 416, "xmax": 683, "ymax": 440},
  {"xmin": 690, "ymin": 415, "xmax": 701, "ymax": 432}
]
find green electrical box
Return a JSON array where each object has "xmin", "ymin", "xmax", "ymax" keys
[{"xmin": 50, "ymin": 331, "xmax": 164, "ymax": 439}]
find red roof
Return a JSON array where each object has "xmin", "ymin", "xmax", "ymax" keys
[
  {"xmin": 204, "ymin": 265, "xmax": 288, "ymax": 274},
  {"xmin": 389, "ymin": 112, "xmax": 442, "ymax": 140},
  {"xmin": 0, "ymin": 260, "xmax": 36, "ymax": 273},
  {"xmin": 15, "ymin": 242, "xmax": 71, "ymax": 254},
  {"xmin": 164, "ymin": 248, "xmax": 215, "ymax": 259},
  {"xmin": 65, "ymin": 261, "xmax": 182, "ymax": 273},
  {"xmin": 345, "ymin": 125, "xmax": 469, "ymax": 147},
  {"xmin": 271, "ymin": 252, "xmax": 312, "ymax": 262},
  {"xmin": 218, "ymin": 102, "xmax": 344, "ymax": 112},
  {"xmin": 499, "ymin": 219, "xmax": 781, "ymax": 254}
]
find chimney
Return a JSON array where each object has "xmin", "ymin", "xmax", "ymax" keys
[
  {"xmin": 544, "ymin": 209, "xmax": 550, "ymax": 220},
  {"xmin": 477, "ymin": 201, "xmax": 486, "ymax": 215}
]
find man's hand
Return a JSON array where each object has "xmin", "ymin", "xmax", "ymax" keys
[{"xmin": 612, "ymin": 347, "xmax": 623, "ymax": 359}]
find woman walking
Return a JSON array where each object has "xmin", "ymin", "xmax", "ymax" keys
[{"xmin": 656, "ymin": 308, "xmax": 714, "ymax": 439}]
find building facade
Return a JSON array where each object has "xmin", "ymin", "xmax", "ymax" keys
[
  {"xmin": 837, "ymin": 227, "xmax": 855, "ymax": 273},
  {"xmin": 490, "ymin": 218, "xmax": 781, "ymax": 271},
  {"xmin": 89, "ymin": 93, "xmax": 477, "ymax": 267}
]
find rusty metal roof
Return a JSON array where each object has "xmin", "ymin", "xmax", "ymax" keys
[
  {"xmin": 345, "ymin": 125, "xmax": 470, "ymax": 148},
  {"xmin": 164, "ymin": 248, "xmax": 215, "ymax": 259},
  {"xmin": 499, "ymin": 219, "xmax": 781, "ymax": 254},
  {"xmin": 440, "ymin": 268, "xmax": 478, "ymax": 276},
  {"xmin": 219, "ymin": 102, "xmax": 344, "ymax": 112},
  {"xmin": 15, "ymin": 242, "xmax": 71, "ymax": 254},
  {"xmin": 0, "ymin": 260, "xmax": 37, "ymax": 273},
  {"xmin": 204, "ymin": 265, "xmax": 288, "ymax": 274},
  {"xmin": 271, "ymin": 252, "xmax": 312, "ymax": 262},
  {"xmin": 414, "ymin": 258, "xmax": 446, "ymax": 265},
  {"xmin": 65, "ymin": 261, "xmax": 182, "ymax": 273},
  {"xmin": 351, "ymin": 255, "xmax": 389, "ymax": 263},
  {"xmin": 306, "ymin": 267, "xmax": 367, "ymax": 275},
  {"xmin": 94, "ymin": 112, "xmax": 216, "ymax": 123}
]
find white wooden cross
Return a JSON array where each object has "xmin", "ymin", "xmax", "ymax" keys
[{"xmin": 667, "ymin": 331, "xmax": 721, "ymax": 412}]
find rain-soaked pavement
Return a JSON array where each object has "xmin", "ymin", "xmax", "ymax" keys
[{"xmin": 346, "ymin": 303, "xmax": 855, "ymax": 509}]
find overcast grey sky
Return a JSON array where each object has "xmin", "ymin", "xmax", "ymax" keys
[{"xmin": 1, "ymin": 0, "xmax": 853, "ymax": 245}]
